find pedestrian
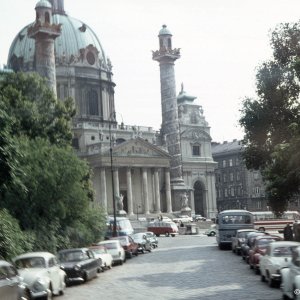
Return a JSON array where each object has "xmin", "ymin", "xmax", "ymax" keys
[{"xmin": 283, "ymin": 223, "xmax": 293, "ymax": 241}]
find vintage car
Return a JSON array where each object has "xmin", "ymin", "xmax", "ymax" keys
[
  {"xmin": 58, "ymin": 248, "xmax": 100, "ymax": 284},
  {"xmin": 89, "ymin": 245, "xmax": 113, "ymax": 270},
  {"xmin": 145, "ymin": 231, "xmax": 159, "ymax": 248},
  {"xmin": 205, "ymin": 224, "xmax": 217, "ymax": 236},
  {"xmin": 13, "ymin": 252, "xmax": 66, "ymax": 299},
  {"xmin": 97, "ymin": 240, "xmax": 126, "ymax": 265},
  {"xmin": 241, "ymin": 231, "xmax": 267, "ymax": 262},
  {"xmin": 147, "ymin": 220, "xmax": 178, "ymax": 237},
  {"xmin": 248, "ymin": 235, "xmax": 282, "ymax": 273},
  {"xmin": 231, "ymin": 229, "xmax": 258, "ymax": 254},
  {"xmin": 131, "ymin": 233, "xmax": 152, "ymax": 253},
  {"xmin": 110, "ymin": 235, "xmax": 139, "ymax": 258},
  {"xmin": 192, "ymin": 214, "xmax": 206, "ymax": 222},
  {"xmin": 281, "ymin": 246, "xmax": 300, "ymax": 299},
  {"xmin": 260, "ymin": 241, "xmax": 300, "ymax": 287},
  {"xmin": 0, "ymin": 259, "xmax": 30, "ymax": 300},
  {"xmin": 173, "ymin": 215, "xmax": 193, "ymax": 224}
]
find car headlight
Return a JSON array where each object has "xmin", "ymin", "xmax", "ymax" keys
[
  {"xmin": 32, "ymin": 278, "xmax": 46, "ymax": 292},
  {"xmin": 74, "ymin": 265, "xmax": 81, "ymax": 271}
]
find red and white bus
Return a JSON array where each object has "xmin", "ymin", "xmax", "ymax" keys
[{"xmin": 251, "ymin": 211, "xmax": 300, "ymax": 232}]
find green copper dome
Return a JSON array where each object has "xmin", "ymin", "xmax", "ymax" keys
[{"xmin": 8, "ymin": 13, "xmax": 108, "ymax": 70}]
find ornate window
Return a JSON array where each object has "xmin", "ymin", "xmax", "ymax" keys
[
  {"xmin": 87, "ymin": 90, "xmax": 99, "ymax": 116},
  {"xmin": 86, "ymin": 51, "xmax": 95, "ymax": 65},
  {"xmin": 45, "ymin": 12, "xmax": 50, "ymax": 24},
  {"xmin": 192, "ymin": 145, "xmax": 200, "ymax": 156}
]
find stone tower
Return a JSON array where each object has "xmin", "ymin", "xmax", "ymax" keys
[
  {"xmin": 28, "ymin": 0, "xmax": 61, "ymax": 96},
  {"xmin": 153, "ymin": 25, "xmax": 189, "ymax": 213}
]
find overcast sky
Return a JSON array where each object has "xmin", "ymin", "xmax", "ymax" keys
[{"xmin": 1, "ymin": 0, "xmax": 300, "ymax": 142}]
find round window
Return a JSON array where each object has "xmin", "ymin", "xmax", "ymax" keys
[{"xmin": 86, "ymin": 51, "xmax": 95, "ymax": 65}]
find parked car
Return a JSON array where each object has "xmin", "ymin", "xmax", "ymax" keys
[
  {"xmin": 205, "ymin": 224, "xmax": 217, "ymax": 236},
  {"xmin": 281, "ymin": 246, "xmax": 300, "ymax": 299},
  {"xmin": 241, "ymin": 231, "xmax": 267, "ymax": 262},
  {"xmin": 89, "ymin": 245, "xmax": 113, "ymax": 270},
  {"xmin": 97, "ymin": 240, "xmax": 126, "ymax": 265},
  {"xmin": 0, "ymin": 259, "xmax": 30, "ymax": 300},
  {"xmin": 145, "ymin": 231, "xmax": 159, "ymax": 248},
  {"xmin": 248, "ymin": 235, "xmax": 282, "ymax": 273},
  {"xmin": 231, "ymin": 229, "xmax": 258, "ymax": 254},
  {"xmin": 110, "ymin": 235, "xmax": 139, "ymax": 258},
  {"xmin": 147, "ymin": 220, "xmax": 178, "ymax": 237},
  {"xmin": 13, "ymin": 252, "xmax": 66, "ymax": 299},
  {"xmin": 193, "ymin": 214, "xmax": 206, "ymax": 222},
  {"xmin": 260, "ymin": 241, "xmax": 300, "ymax": 287},
  {"xmin": 173, "ymin": 215, "xmax": 193, "ymax": 223},
  {"xmin": 58, "ymin": 248, "xmax": 100, "ymax": 284},
  {"xmin": 131, "ymin": 233, "xmax": 152, "ymax": 253}
]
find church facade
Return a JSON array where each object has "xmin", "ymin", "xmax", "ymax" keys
[{"xmin": 7, "ymin": 0, "xmax": 217, "ymax": 218}]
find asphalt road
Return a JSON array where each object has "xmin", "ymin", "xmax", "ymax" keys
[{"xmin": 61, "ymin": 234, "xmax": 282, "ymax": 300}]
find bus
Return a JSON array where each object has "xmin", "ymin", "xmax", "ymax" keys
[
  {"xmin": 105, "ymin": 217, "xmax": 134, "ymax": 238},
  {"xmin": 251, "ymin": 211, "xmax": 300, "ymax": 233},
  {"xmin": 216, "ymin": 210, "xmax": 254, "ymax": 250}
]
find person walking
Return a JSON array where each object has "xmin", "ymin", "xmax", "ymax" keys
[{"xmin": 283, "ymin": 223, "xmax": 293, "ymax": 241}]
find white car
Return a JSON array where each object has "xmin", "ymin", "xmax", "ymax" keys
[
  {"xmin": 97, "ymin": 240, "xmax": 126, "ymax": 265},
  {"xmin": 281, "ymin": 245, "xmax": 300, "ymax": 299},
  {"xmin": 173, "ymin": 215, "xmax": 193, "ymax": 223},
  {"xmin": 13, "ymin": 252, "xmax": 66, "ymax": 299},
  {"xmin": 89, "ymin": 245, "xmax": 113, "ymax": 270},
  {"xmin": 260, "ymin": 241, "xmax": 300, "ymax": 288}
]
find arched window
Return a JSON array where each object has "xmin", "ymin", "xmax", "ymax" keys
[
  {"xmin": 87, "ymin": 90, "xmax": 99, "ymax": 116},
  {"xmin": 159, "ymin": 38, "xmax": 163, "ymax": 49},
  {"xmin": 168, "ymin": 38, "xmax": 172, "ymax": 49},
  {"xmin": 45, "ymin": 12, "xmax": 50, "ymax": 24}
]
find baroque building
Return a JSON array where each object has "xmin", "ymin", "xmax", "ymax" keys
[{"xmin": 7, "ymin": 0, "xmax": 217, "ymax": 218}]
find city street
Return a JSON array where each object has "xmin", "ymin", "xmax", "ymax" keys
[{"xmin": 62, "ymin": 234, "xmax": 281, "ymax": 300}]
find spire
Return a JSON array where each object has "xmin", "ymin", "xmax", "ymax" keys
[{"xmin": 49, "ymin": 0, "xmax": 65, "ymax": 15}]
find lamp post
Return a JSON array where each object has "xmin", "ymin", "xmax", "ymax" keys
[{"xmin": 109, "ymin": 112, "xmax": 117, "ymax": 237}]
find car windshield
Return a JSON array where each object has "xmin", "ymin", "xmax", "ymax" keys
[
  {"xmin": 15, "ymin": 257, "xmax": 46, "ymax": 269},
  {"xmin": 59, "ymin": 251, "xmax": 87, "ymax": 262},
  {"xmin": 100, "ymin": 243, "xmax": 118, "ymax": 250},
  {"xmin": 90, "ymin": 248, "xmax": 106, "ymax": 254},
  {"xmin": 257, "ymin": 239, "xmax": 274, "ymax": 248},
  {"xmin": 273, "ymin": 246, "xmax": 294, "ymax": 257}
]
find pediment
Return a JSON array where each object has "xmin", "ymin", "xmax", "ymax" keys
[
  {"xmin": 111, "ymin": 137, "xmax": 170, "ymax": 158},
  {"xmin": 181, "ymin": 128, "xmax": 212, "ymax": 141}
]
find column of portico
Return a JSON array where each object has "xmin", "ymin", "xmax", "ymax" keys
[
  {"xmin": 100, "ymin": 167, "xmax": 107, "ymax": 212},
  {"xmin": 142, "ymin": 168, "xmax": 150, "ymax": 214},
  {"xmin": 113, "ymin": 168, "xmax": 120, "ymax": 198},
  {"xmin": 126, "ymin": 167, "xmax": 134, "ymax": 215},
  {"xmin": 190, "ymin": 189, "xmax": 195, "ymax": 215},
  {"xmin": 165, "ymin": 169, "xmax": 172, "ymax": 213},
  {"xmin": 154, "ymin": 168, "xmax": 161, "ymax": 213}
]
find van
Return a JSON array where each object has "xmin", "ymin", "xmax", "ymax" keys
[
  {"xmin": 106, "ymin": 217, "xmax": 134, "ymax": 238},
  {"xmin": 147, "ymin": 221, "xmax": 178, "ymax": 237}
]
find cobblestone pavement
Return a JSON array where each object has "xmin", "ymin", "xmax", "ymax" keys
[{"xmin": 62, "ymin": 235, "xmax": 281, "ymax": 300}]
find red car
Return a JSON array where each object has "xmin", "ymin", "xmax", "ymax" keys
[
  {"xmin": 248, "ymin": 235, "xmax": 282, "ymax": 273},
  {"xmin": 110, "ymin": 236, "xmax": 139, "ymax": 258}
]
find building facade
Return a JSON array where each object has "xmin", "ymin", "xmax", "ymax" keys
[
  {"xmin": 7, "ymin": 0, "xmax": 217, "ymax": 218},
  {"xmin": 212, "ymin": 140, "xmax": 268, "ymax": 212}
]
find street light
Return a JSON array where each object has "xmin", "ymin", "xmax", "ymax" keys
[{"xmin": 109, "ymin": 112, "xmax": 117, "ymax": 237}]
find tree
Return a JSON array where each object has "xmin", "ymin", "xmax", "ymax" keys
[{"xmin": 239, "ymin": 21, "xmax": 300, "ymax": 214}]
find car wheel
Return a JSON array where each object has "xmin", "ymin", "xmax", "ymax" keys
[
  {"xmin": 261, "ymin": 273, "xmax": 266, "ymax": 282},
  {"xmin": 165, "ymin": 232, "xmax": 170, "ymax": 237},
  {"xmin": 267, "ymin": 272, "xmax": 275, "ymax": 288},
  {"xmin": 128, "ymin": 251, "xmax": 133, "ymax": 259},
  {"xmin": 119, "ymin": 260, "xmax": 123, "ymax": 265},
  {"xmin": 41, "ymin": 286, "xmax": 52, "ymax": 300},
  {"xmin": 21, "ymin": 288, "xmax": 31, "ymax": 300},
  {"xmin": 210, "ymin": 232, "xmax": 216, "ymax": 236}
]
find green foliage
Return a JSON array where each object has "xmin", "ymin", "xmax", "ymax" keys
[
  {"xmin": 0, "ymin": 71, "xmax": 75, "ymax": 146},
  {"xmin": 0, "ymin": 209, "xmax": 33, "ymax": 261},
  {"xmin": 239, "ymin": 21, "xmax": 300, "ymax": 214},
  {"xmin": 0, "ymin": 71, "xmax": 106, "ymax": 254}
]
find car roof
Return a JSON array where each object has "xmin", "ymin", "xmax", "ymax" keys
[
  {"xmin": 98, "ymin": 240, "xmax": 120, "ymax": 244},
  {"xmin": 58, "ymin": 248, "xmax": 89, "ymax": 253},
  {"xmin": 13, "ymin": 252, "xmax": 55, "ymax": 260},
  {"xmin": 269, "ymin": 241, "xmax": 300, "ymax": 248},
  {"xmin": 237, "ymin": 229, "xmax": 258, "ymax": 233}
]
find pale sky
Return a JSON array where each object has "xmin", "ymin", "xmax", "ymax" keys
[{"xmin": 1, "ymin": 0, "xmax": 300, "ymax": 142}]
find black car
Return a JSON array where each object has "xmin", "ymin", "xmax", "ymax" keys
[
  {"xmin": 0, "ymin": 260, "xmax": 30, "ymax": 300},
  {"xmin": 241, "ymin": 232, "xmax": 267, "ymax": 262},
  {"xmin": 131, "ymin": 233, "xmax": 152, "ymax": 253},
  {"xmin": 58, "ymin": 248, "xmax": 101, "ymax": 284}
]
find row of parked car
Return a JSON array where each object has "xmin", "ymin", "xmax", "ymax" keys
[
  {"xmin": 230, "ymin": 228, "xmax": 300, "ymax": 299},
  {"xmin": 0, "ymin": 231, "xmax": 158, "ymax": 300}
]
